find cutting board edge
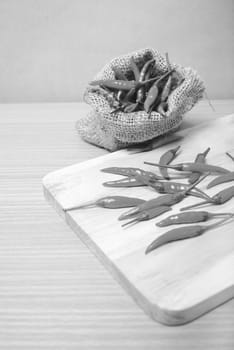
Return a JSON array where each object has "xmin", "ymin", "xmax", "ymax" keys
[{"xmin": 43, "ymin": 181, "xmax": 234, "ymax": 326}]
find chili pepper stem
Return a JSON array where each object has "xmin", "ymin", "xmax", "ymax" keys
[
  {"xmin": 184, "ymin": 173, "xmax": 209, "ymax": 195},
  {"xmin": 193, "ymin": 188, "xmax": 214, "ymax": 202},
  {"xmin": 170, "ymin": 175, "xmax": 192, "ymax": 179},
  {"xmin": 173, "ymin": 145, "xmax": 181, "ymax": 154},
  {"xmin": 226, "ymin": 152, "xmax": 234, "ymax": 161},
  {"xmin": 165, "ymin": 52, "xmax": 172, "ymax": 70},
  {"xmin": 180, "ymin": 200, "xmax": 212, "ymax": 211},
  {"xmin": 144, "ymin": 161, "xmax": 180, "ymax": 170},
  {"xmin": 121, "ymin": 217, "xmax": 140, "ymax": 228},
  {"xmin": 65, "ymin": 203, "xmax": 95, "ymax": 211},
  {"xmin": 205, "ymin": 215, "xmax": 234, "ymax": 232},
  {"xmin": 202, "ymin": 147, "xmax": 211, "ymax": 157},
  {"xmin": 211, "ymin": 212, "xmax": 234, "ymax": 217},
  {"xmin": 204, "ymin": 91, "xmax": 216, "ymax": 112},
  {"xmin": 180, "ymin": 173, "xmax": 216, "ymax": 210}
]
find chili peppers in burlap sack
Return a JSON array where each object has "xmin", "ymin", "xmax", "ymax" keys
[{"xmin": 77, "ymin": 48, "xmax": 205, "ymax": 151}]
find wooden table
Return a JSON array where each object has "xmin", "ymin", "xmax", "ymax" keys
[{"xmin": 0, "ymin": 101, "xmax": 233, "ymax": 349}]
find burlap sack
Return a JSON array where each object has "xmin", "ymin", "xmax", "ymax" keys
[{"xmin": 77, "ymin": 48, "xmax": 205, "ymax": 151}]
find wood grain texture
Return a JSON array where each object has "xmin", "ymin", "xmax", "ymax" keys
[
  {"xmin": 1, "ymin": 101, "xmax": 234, "ymax": 348},
  {"xmin": 43, "ymin": 113, "xmax": 234, "ymax": 326}
]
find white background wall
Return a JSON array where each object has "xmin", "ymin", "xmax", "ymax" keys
[{"xmin": 0, "ymin": 0, "xmax": 233, "ymax": 102}]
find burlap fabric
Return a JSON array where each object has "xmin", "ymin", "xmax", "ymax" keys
[{"xmin": 77, "ymin": 48, "xmax": 205, "ymax": 151}]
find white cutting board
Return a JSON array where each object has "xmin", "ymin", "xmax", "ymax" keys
[{"xmin": 43, "ymin": 115, "xmax": 234, "ymax": 325}]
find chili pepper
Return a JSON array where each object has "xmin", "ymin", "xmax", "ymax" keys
[
  {"xmin": 165, "ymin": 52, "xmax": 172, "ymax": 70},
  {"xmin": 160, "ymin": 53, "xmax": 173, "ymax": 102},
  {"xmin": 101, "ymin": 166, "xmax": 163, "ymax": 180},
  {"xmin": 124, "ymin": 102, "xmax": 139, "ymax": 113},
  {"xmin": 122, "ymin": 206, "xmax": 172, "ymax": 227},
  {"xmin": 195, "ymin": 147, "xmax": 211, "ymax": 163},
  {"xmin": 130, "ymin": 57, "xmax": 140, "ymax": 81},
  {"xmin": 188, "ymin": 147, "xmax": 211, "ymax": 184},
  {"xmin": 118, "ymin": 174, "xmax": 208, "ymax": 221},
  {"xmin": 160, "ymin": 76, "xmax": 172, "ymax": 102},
  {"xmin": 156, "ymin": 210, "xmax": 232, "ymax": 227},
  {"xmin": 144, "ymin": 64, "xmax": 155, "ymax": 81},
  {"xmin": 136, "ymin": 58, "xmax": 155, "ymax": 103},
  {"xmin": 128, "ymin": 173, "xmax": 159, "ymax": 187},
  {"xmin": 226, "ymin": 152, "xmax": 234, "ymax": 161},
  {"xmin": 90, "ymin": 79, "xmax": 136, "ymax": 91},
  {"xmin": 144, "ymin": 83, "xmax": 159, "ymax": 113},
  {"xmin": 103, "ymin": 177, "xmax": 146, "ymax": 188},
  {"xmin": 144, "ymin": 70, "xmax": 174, "ymax": 113},
  {"xmin": 65, "ymin": 196, "xmax": 146, "ymax": 211},
  {"xmin": 207, "ymin": 172, "xmax": 234, "ymax": 189},
  {"xmin": 180, "ymin": 186, "xmax": 234, "ymax": 211},
  {"xmin": 200, "ymin": 186, "xmax": 234, "ymax": 205},
  {"xmin": 158, "ymin": 145, "xmax": 180, "ymax": 180},
  {"xmin": 117, "ymin": 90, "xmax": 125, "ymax": 101},
  {"xmin": 112, "ymin": 67, "xmax": 127, "ymax": 81},
  {"xmin": 149, "ymin": 180, "xmax": 212, "ymax": 201},
  {"xmin": 123, "ymin": 87, "xmax": 137, "ymax": 103},
  {"xmin": 139, "ymin": 59, "xmax": 155, "ymax": 81},
  {"xmin": 140, "ymin": 67, "xmax": 154, "ymax": 97},
  {"xmin": 158, "ymin": 52, "xmax": 172, "ymax": 103},
  {"xmin": 156, "ymin": 102, "xmax": 168, "ymax": 116},
  {"xmin": 145, "ymin": 216, "xmax": 232, "ymax": 254},
  {"xmin": 144, "ymin": 161, "xmax": 230, "ymax": 174}
]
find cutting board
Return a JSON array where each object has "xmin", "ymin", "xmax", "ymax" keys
[{"xmin": 43, "ymin": 114, "xmax": 234, "ymax": 325}]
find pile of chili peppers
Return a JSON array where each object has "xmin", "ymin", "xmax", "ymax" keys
[
  {"xmin": 66, "ymin": 147, "xmax": 234, "ymax": 255},
  {"xmin": 89, "ymin": 53, "xmax": 183, "ymax": 115}
]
